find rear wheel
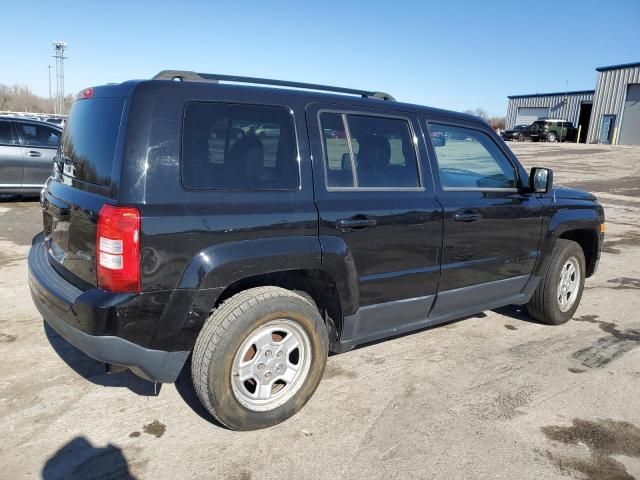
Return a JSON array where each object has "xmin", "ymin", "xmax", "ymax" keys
[
  {"xmin": 526, "ymin": 239, "xmax": 585, "ymax": 325},
  {"xmin": 192, "ymin": 286, "xmax": 328, "ymax": 430}
]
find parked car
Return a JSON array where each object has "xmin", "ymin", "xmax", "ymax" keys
[
  {"xmin": 0, "ymin": 118, "xmax": 62, "ymax": 195},
  {"xmin": 29, "ymin": 72, "xmax": 604, "ymax": 431},
  {"xmin": 521, "ymin": 119, "xmax": 576, "ymax": 142},
  {"xmin": 500, "ymin": 124, "xmax": 529, "ymax": 141},
  {"xmin": 45, "ymin": 117, "xmax": 66, "ymax": 128},
  {"xmin": 253, "ymin": 123, "xmax": 280, "ymax": 137}
]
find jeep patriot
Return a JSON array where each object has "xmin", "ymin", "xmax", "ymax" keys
[{"xmin": 28, "ymin": 71, "xmax": 605, "ymax": 430}]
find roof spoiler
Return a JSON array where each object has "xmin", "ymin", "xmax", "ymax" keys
[{"xmin": 152, "ymin": 70, "xmax": 395, "ymax": 101}]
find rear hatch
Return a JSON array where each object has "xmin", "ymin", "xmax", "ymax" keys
[{"xmin": 43, "ymin": 93, "xmax": 125, "ymax": 288}]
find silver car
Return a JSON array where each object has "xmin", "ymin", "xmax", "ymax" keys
[{"xmin": 0, "ymin": 118, "xmax": 62, "ymax": 195}]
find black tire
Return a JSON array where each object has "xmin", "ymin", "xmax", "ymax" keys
[
  {"xmin": 526, "ymin": 239, "xmax": 586, "ymax": 325},
  {"xmin": 518, "ymin": 133, "xmax": 525, "ymax": 142},
  {"xmin": 192, "ymin": 286, "xmax": 328, "ymax": 430},
  {"xmin": 547, "ymin": 132, "xmax": 557, "ymax": 142}
]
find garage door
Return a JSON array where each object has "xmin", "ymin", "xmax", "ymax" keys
[
  {"xmin": 618, "ymin": 84, "xmax": 640, "ymax": 146},
  {"xmin": 515, "ymin": 107, "xmax": 548, "ymax": 126}
]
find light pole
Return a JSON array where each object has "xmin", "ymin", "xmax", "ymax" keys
[{"xmin": 52, "ymin": 41, "xmax": 67, "ymax": 115}]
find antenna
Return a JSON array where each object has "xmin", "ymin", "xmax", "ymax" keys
[{"xmin": 52, "ymin": 41, "xmax": 67, "ymax": 115}]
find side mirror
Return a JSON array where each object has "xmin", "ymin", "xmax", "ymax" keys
[{"xmin": 530, "ymin": 167, "xmax": 553, "ymax": 193}]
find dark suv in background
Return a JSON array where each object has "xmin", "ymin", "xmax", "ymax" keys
[
  {"xmin": 522, "ymin": 119, "xmax": 576, "ymax": 142},
  {"xmin": 28, "ymin": 71, "xmax": 604, "ymax": 430},
  {"xmin": 0, "ymin": 117, "xmax": 62, "ymax": 195}
]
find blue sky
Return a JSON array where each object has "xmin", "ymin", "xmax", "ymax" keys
[{"xmin": 3, "ymin": 0, "xmax": 639, "ymax": 115}]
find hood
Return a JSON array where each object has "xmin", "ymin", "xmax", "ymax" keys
[{"xmin": 553, "ymin": 185, "xmax": 597, "ymax": 201}]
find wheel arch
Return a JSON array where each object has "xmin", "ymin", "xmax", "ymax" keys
[{"xmin": 543, "ymin": 208, "xmax": 602, "ymax": 278}]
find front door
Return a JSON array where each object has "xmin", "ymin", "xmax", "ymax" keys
[
  {"xmin": 306, "ymin": 104, "xmax": 443, "ymax": 339},
  {"xmin": 0, "ymin": 120, "xmax": 22, "ymax": 190},
  {"xmin": 422, "ymin": 118, "xmax": 543, "ymax": 316},
  {"xmin": 15, "ymin": 122, "xmax": 60, "ymax": 188},
  {"xmin": 599, "ymin": 115, "xmax": 616, "ymax": 145}
]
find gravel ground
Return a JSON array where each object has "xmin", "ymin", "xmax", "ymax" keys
[{"xmin": 1, "ymin": 142, "xmax": 639, "ymax": 480}]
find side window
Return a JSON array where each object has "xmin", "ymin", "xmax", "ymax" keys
[
  {"xmin": 16, "ymin": 123, "xmax": 60, "ymax": 147},
  {"xmin": 182, "ymin": 103, "xmax": 298, "ymax": 190},
  {"xmin": 319, "ymin": 112, "xmax": 420, "ymax": 189},
  {"xmin": 320, "ymin": 113, "xmax": 354, "ymax": 187},
  {"xmin": 0, "ymin": 122, "xmax": 14, "ymax": 145},
  {"xmin": 428, "ymin": 123, "xmax": 516, "ymax": 190}
]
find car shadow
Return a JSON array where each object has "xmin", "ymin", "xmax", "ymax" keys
[
  {"xmin": 0, "ymin": 194, "xmax": 39, "ymax": 202},
  {"xmin": 43, "ymin": 321, "xmax": 160, "ymax": 397},
  {"xmin": 42, "ymin": 436, "xmax": 137, "ymax": 480},
  {"xmin": 492, "ymin": 304, "xmax": 543, "ymax": 324},
  {"xmin": 173, "ymin": 358, "xmax": 225, "ymax": 428}
]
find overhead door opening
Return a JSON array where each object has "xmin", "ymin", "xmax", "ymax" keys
[
  {"xmin": 515, "ymin": 107, "xmax": 548, "ymax": 127},
  {"xmin": 577, "ymin": 102, "xmax": 592, "ymax": 143}
]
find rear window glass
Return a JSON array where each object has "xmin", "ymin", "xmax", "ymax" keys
[
  {"xmin": 181, "ymin": 102, "xmax": 298, "ymax": 190},
  {"xmin": 60, "ymin": 97, "xmax": 124, "ymax": 186}
]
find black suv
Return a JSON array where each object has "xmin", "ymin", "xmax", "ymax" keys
[
  {"xmin": 523, "ymin": 119, "xmax": 576, "ymax": 142},
  {"xmin": 28, "ymin": 71, "xmax": 604, "ymax": 430}
]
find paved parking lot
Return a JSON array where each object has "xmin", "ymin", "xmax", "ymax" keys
[{"xmin": 1, "ymin": 142, "xmax": 639, "ymax": 480}]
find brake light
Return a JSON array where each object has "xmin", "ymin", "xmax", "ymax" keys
[
  {"xmin": 97, "ymin": 204, "xmax": 141, "ymax": 292},
  {"xmin": 78, "ymin": 88, "xmax": 94, "ymax": 99}
]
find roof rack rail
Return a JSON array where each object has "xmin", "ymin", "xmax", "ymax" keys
[{"xmin": 152, "ymin": 70, "xmax": 395, "ymax": 101}]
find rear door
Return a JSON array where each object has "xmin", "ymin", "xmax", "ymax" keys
[
  {"xmin": 15, "ymin": 121, "xmax": 61, "ymax": 188},
  {"xmin": 0, "ymin": 119, "xmax": 23, "ymax": 190},
  {"xmin": 42, "ymin": 95, "xmax": 125, "ymax": 287},
  {"xmin": 422, "ymin": 117, "xmax": 543, "ymax": 315},
  {"xmin": 307, "ymin": 103, "xmax": 443, "ymax": 337}
]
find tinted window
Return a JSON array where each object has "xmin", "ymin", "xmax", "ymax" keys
[
  {"xmin": 319, "ymin": 113, "xmax": 420, "ymax": 189},
  {"xmin": 428, "ymin": 124, "xmax": 516, "ymax": 190},
  {"xmin": 320, "ymin": 112, "xmax": 353, "ymax": 187},
  {"xmin": 0, "ymin": 121, "xmax": 14, "ymax": 144},
  {"xmin": 182, "ymin": 103, "xmax": 298, "ymax": 190},
  {"xmin": 61, "ymin": 97, "xmax": 124, "ymax": 186},
  {"xmin": 16, "ymin": 123, "xmax": 60, "ymax": 147}
]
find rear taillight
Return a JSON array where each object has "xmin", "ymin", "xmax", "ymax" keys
[{"xmin": 96, "ymin": 204, "xmax": 141, "ymax": 292}]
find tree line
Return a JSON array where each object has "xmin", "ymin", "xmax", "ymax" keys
[
  {"xmin": 464, "ymin": 108, "xmax": 505, "ymax": 130},
  {"xmin": 0, "ymin": 84, "xmax": 74, "ymax": 114}
]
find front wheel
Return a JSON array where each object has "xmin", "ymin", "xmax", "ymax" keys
[
  {"xmin": 192, "ymin": 286, "xmax": 328, "ymax": 430},
  {"xmin": 547, "ymin": 132, "xmax": 557, "ymax": 142},
  {"xmin": 526, "ymin": 239, "xmax": 586, "ymax": 325}
]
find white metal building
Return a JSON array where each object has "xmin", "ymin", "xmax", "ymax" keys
[{"xmin": 505, "ymin": 61, "xmax": 640, "ymax": 145}]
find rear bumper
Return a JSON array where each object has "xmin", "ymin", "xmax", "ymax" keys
[{"xmin": 28, "ymin": 233, "xmax": 188, "ymax": 382}]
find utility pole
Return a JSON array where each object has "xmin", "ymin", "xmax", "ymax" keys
[{"xmin": 52, "ymin": 41, "xmax": 67, "ymax": 116}]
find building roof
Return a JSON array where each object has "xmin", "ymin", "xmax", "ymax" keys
[
  {"xmin": 596, "ymin": 61, "xmax": 640, "ymax": 72},
  {"xmin": 507, "ymin": 90, "xmax": 594, "ymax": 99}
]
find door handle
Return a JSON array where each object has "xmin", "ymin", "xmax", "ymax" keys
[
  {"xmin": 336, "ymin": 217, "xmax": 377, "ymax": 231},
  {"xmin": 453, "ymin": 210, "xmax": 482, "ymax": 222},
  {"xmin": 27, "ymin": 151, "xmax": 42, "ymax": 157}
]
